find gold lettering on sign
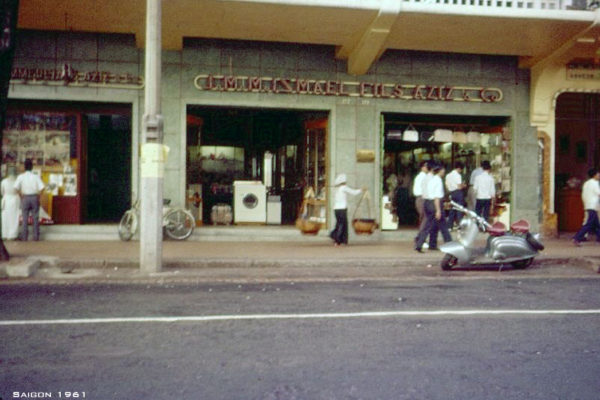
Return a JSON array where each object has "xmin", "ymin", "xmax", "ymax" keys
[
  {"xmin": 192, "ymin": 74, "xmax": 504, "ymax": 103},
  {"xmin": 10, "ymin": 64, "xmax": 144, "ymax": 89}
]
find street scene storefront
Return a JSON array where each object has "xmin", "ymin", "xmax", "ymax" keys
[{"xmin": 7, "ymin": 32, "xmax": 538, "ymax": 233}]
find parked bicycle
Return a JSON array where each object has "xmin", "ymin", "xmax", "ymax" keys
[{"xmin": 118, "ymin": 198, "xmax": 195, "ymax": 241}]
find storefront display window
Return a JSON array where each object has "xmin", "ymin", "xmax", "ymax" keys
[
  {"xmin": 2, "ymin": 112, "xmax": 79, "ymax": 222},
  {"xmin": 3, "ymin": 105, "xmax": 132, "ymax": 224},
  {"xmin": 3, "ymin": 112, "xmax": 77, "ymax": 180},
  {"xmin": 383, "ymin": 113, "xmax": 512, "ymax": 228},
  {"xmin": 186, "ymin": 106, "xmax": 328, "ymax": 226}
]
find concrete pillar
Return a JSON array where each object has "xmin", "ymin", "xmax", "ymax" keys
[{"xmin": 140, "ymin": 0, "xmax": 163, "ymax": 273}]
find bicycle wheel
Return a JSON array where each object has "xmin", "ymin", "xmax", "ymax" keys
[
  {"xmin": 164, "ymin": 208, "xmax": 195, "ymax": 240},
  {"xmin": 118, "ymin": 210, "xmax": 138, "ymax": 241}
]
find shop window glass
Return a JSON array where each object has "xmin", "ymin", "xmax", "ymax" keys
[
  {"xmin": 3, "ymin": 112, "xmax": 78, "ymax": 196},
  {"xmin": 2, "ymin": 111, "xmax": 78, "ymax": 223},
  {"xmin": 382, "ymin": 116, "xmax": 511, "ymax": 227}
]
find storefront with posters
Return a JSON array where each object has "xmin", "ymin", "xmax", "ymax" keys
[
  {"xmin": 3, "ymin": 102, "xmax": 133, "ymax": 224},
  {"xmin": 6, "ymin": 31, "xmax": 140, "ymax": 225},
  {"xmin": 7, "ymin": 31, "xmax": 539, "ymax": 232}
]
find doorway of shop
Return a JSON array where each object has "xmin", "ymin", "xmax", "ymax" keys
[
  {"xmin": 186, "ymin": 106, "xmax": 328, "ymax": 226},
  {"xmin": 555, "ymin": 92, "xmax": 600, "ymax": 231},
  {"xmin": 84, "ymin": 113, "xmax": 132, "ymax": 223},
  {"xmin": 382, "ymin": 113, "xmax": 511, "ymax": 230}
]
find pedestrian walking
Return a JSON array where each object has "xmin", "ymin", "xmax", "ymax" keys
[
  {"xmin": 473, "ymin": 160, "xmax": 495, "ymax": 222},
  {"xmin": 395, "ymin": 166, "xmax": 411, "ymax": 224},
  {"xmin": 415, "ymin": 162, "xmax": 452, "ymax": 252},
  {"xmin": 14, "ymin": 159, "xmax": 45, "ymax": 241},
  {"xmin": 330, "ymin": 173, "xmax": 363, "ymax": 246},
  {"xmin": 445, "ymin": 161, "xmax": 466, "ymax": 230},
  {"xmin": 467, "ymin": 163, "xmax": 484, "ymax": 210},
  {"xmin": 573, "ymin": 168, "xmax": 600, "ymax": 246},
  {"xmin": 412, "ymin": 160, "xmax": 431, "ymax": 230},
  {"xmin": 1, "ymin": 165, "xmax": 20, "ymax": 240}
]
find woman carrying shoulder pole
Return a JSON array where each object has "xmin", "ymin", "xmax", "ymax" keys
[{"xmin": 330, "ymin": 173, "xmax": 364, "ymax": 246}]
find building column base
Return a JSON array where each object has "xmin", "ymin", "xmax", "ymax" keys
[{"xmin": 541, "ymin": 212, "xmax": 558, "ymax": 238}]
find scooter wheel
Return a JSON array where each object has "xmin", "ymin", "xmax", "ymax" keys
[
  {"xmin": 441, "ymin": 254, "xmax": 458, "ymax": 271},
  {"xmin": 511, "ymin": 258, "xmax": 534, "ymax": 269}
]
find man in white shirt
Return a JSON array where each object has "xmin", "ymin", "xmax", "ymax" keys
[
  {"xmin": 573, "ymin": 168, "xmax": 600, "ymax": 246},
  {"xmin": 412, "ymin": 161, "xmax": 430, "ymax": 229},
  {"xmin": 415, "ymin": 162, "xmax": 452, "ymax": 252},
  {"xmin": 473, "ymin": 160, "xmax": 495, "ymax": 222},
  {"xmin": 467, "ymin": 164, "xmax": 484, "ymax": 210},
  {"xmin": 14, "ymin": 159, "xmax": 45, "ymax": 241},
  {"xmin": 445, "ymin": 161, "xmax": 466, "ymax": 230}
]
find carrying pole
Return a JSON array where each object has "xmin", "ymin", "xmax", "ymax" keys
[{"xmin": 140, "ymin": 0, "xmax": 164, "ymax": 273}]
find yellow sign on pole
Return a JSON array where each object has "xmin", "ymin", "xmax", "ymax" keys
[{"xmin": 140, "ymin": 143, "xmax": 169, "ymax": 178}]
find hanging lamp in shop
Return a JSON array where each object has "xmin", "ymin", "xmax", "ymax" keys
[
  {"xmin": 467, "ymin": 129, "xmax": 481, "ymax": 143},
  {"xmin": 433, "ymin": 128, "xmax": 453, "ymax": 142},
  {"xmin": 387, "ymin": 130, "xmax": 403, "ymax": 140},
  {"xmin": 402, "ymin": 125, "xmax": 419, "ymax": 142},
  {"xmin": 452, "ymin": 129, "xmax": 467, "ymax": 144}
]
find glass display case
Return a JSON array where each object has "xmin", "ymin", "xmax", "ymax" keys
[{"xmin": 304, "ymin": 120, "xmax": 327, "ymax": 200}]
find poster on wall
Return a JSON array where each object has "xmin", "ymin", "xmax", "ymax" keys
[
  {"xmin": 63, "ymin": 173, "xmax": 77, "ymax": 196},
  {"xmin": 2, "ymin": 113, "xmax": 73, "ymax": 171},
  {"xmin": 44, "ymin": 131, "xmax": 70, "ymax": 170},
  {"xmin": 2, "ymin": 129, "xmax": 19, "ymax": 164}
]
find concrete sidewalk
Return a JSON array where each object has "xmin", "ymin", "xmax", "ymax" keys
[{"xmin": 0, "ymin": 234, "xmax": 598, "ymax": 284}]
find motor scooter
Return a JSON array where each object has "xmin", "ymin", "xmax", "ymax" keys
[{"xmin": 439, "ymin": 200, "xmax": 544, "ymax": 270}]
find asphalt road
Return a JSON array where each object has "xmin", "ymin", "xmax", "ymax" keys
[{"xmin": 1, "ymin": 274, "xmax": 599, "ymax": 400}]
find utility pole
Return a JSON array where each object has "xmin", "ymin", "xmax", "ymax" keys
[{"xmin": 140, "ymin": 0, "xmax": 164, "ymax": 273}]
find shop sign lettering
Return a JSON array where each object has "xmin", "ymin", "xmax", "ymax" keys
[
  {"xmin": 10, "ymin": 64, "xmax": 144, "ymax": 88},
  {"xmin": 193, "ymin": 74, "xmax": 503, "ymax": 103},
  {"xmin": 566, "ymin": 61, "xmax": 600, "ymax": 81}
]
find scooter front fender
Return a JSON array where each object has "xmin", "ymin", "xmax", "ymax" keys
[{"xmin": 440, "ymin": 241, "xmax": 471, "ymax": 264}]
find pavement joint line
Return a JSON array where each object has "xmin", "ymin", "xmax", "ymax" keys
[
  {"xmin": 2, "ymin": 309, "xmax": 600, "ymax": 326},
  {"xmin": 2, "ymin": 274, "xmax": 600, "ymax": 286}
]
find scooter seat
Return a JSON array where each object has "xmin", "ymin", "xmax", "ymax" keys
[
  {"xmin": 487, "ymin": 221, "xmax": 506, "ymax": 236},
  {"xmin": 511, "ymin": 219, "xmax": 530, "ymax": 234}
]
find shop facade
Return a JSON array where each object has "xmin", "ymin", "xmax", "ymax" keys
[
  {"xmin": 7, "ymin": 31, "xmax": 141, "ymax": 225},
  {"xmin": 7, "ymin": 31, "xmax": 539, "ymax": 232},
  {"xmin": 531, "ymin": 58, "xmax": 600, "ymax": 236}
]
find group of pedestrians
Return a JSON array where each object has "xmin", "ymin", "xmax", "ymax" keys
[
  {"xmin": 413, "ymin": 159, "xmax": 496, "ymax": 253},
  {"xmin": 1, "ymin": 158, "xmax": 46, "ymax": 242},
  {"xmin": 330, "ymin": 160, "xmax": 498, "ymax": 249}
]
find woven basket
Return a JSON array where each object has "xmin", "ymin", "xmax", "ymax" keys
[
  {"xmin": 296, "ymin": 218, "xmax": 322, "ymax": 235},
  {"xmin": 351, "ymin": 190, "xmax": 378, "ymax": 235},
  {"xmin": 352, "ymin": 218, "xmax": 378, "ymax": 235}
]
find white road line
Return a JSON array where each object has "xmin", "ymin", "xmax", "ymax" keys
[{"xmin": 1, "ymin": 309, "xmax": 600, "ymax": 326}]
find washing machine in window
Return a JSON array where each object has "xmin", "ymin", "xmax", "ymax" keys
[{"xmin": 233, "ymin": 181, "xmax": 266, "ymax": 224}]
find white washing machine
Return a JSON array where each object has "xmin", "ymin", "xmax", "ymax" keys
[{"xmin": 233, "ymin": 181, "xmax": 266, "ymax": 224}]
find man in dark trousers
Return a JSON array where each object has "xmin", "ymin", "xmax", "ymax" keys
[
  {"xmin": 473, "ymin": 160, "xmax": 495, "ymax": 222},
  {"xmin": 445, "ymin": 161, "xmax": 466, "ymax": 230},
  {"xmin": 14, "ymin": 158, "xmax": 45, "ymax": 241},
  {"xmin": 415, "ymin": 162, "xmax": 452, "ymax": 252},
  {"xmin": 573, "ymin": 168, "xmax": 600, "ymax": 246}
]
